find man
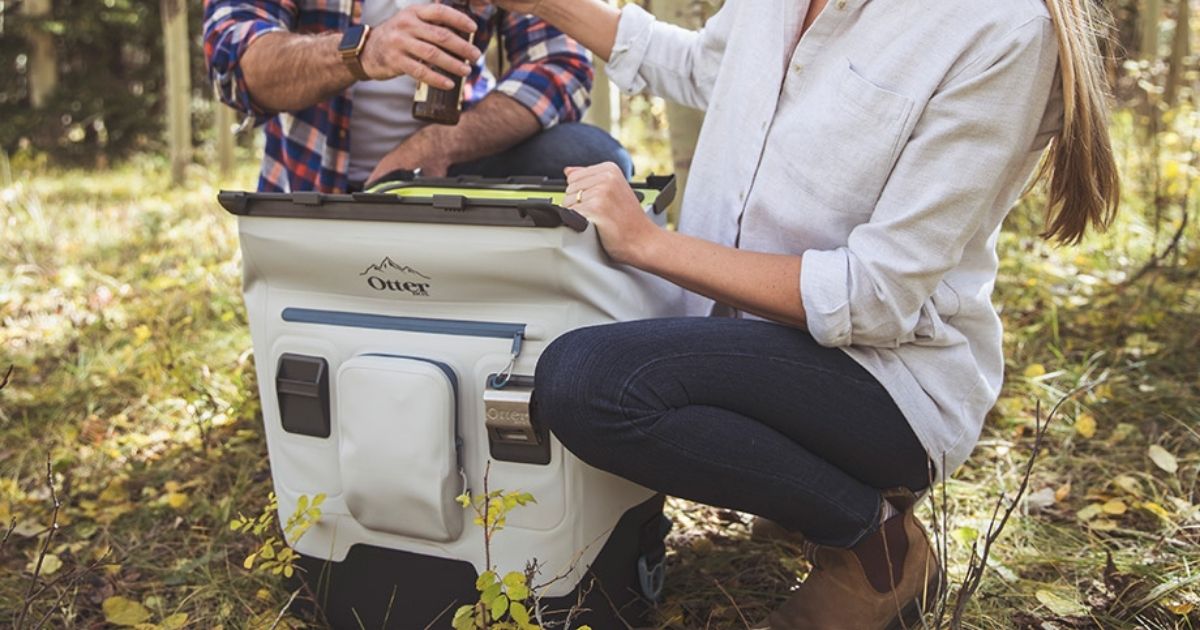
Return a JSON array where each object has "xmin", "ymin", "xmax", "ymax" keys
[{"xmin": 203, "ymin": 0, "xmax": 631, "ymax": 192}]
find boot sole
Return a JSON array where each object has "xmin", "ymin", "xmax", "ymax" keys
[{"xmin": 884, "ymin": 569, "xmax": 945, "ymax": 630}]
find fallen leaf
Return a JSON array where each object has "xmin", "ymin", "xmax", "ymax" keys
[
  {"xmin": 162, "ymin": 612, "xmax": 189, "ymax": 629},
  {"xmin": 164, "ymin": 492, "xmax": 189, "ymax": 510},
  {"xmin": 1055, "ymin": 483, "xmax": 1072, "ymax": 502},
  {"xmin": 1139, "ymin": 501, "xmax": 1172, "ymax": 521},
  {"xmin": 102, "ymin": 596, "xmax": 152, "ymax": 626},
  {"xmin": 1148, "ymin": 445, "xmax": 1179, "ymax": 474},
  {"xmin": 1074, "ymin": 414, "xmax": 1097, "ymax": 439},
  {"xmin": 1102, "ymin": 500, "xmax": 1128, "ymax": 516},
  {"xmin": 1024, "ymin": 364, "xmax": 1047, "ymax": 378},
  {"xmin": 1026, "ymin": 487, "xmax": 1058, "ymax": 511},
  {"xmin": 1076, "ymin": 504, "xmax": 1103, "ymax": 522},
  {"xmin": 1035, "ymin": 589, "xmax": 1088, "ymax": 616},
  {"xmin": 27, "ymin": 553, "xmax": 62, "ymax": 576}
]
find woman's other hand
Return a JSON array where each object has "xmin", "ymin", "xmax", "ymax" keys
[
  {"xmin": 564, "ymin": 163, "xmax": 661, "ymax": 267},
  {"xmin": 476, "ymin": 0, "xmax": 544, "ymax": 14}
]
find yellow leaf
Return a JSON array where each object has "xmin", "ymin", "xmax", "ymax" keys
[
  {"xmin": 102, "ymin": 596, "xmax": 152, "ymax": 626},
  {"xmin": 1073, "ymin": 414, "xmax": 1097, "ymax": 439},
  {"xmin": 1035, "ymin": 590, "xmax": 1087, "ymax": 617},
  {"xmin": 133, "ymin": 325, "xmax": 152, "ymax": 345},
  {"xmin": 103, "ymin": 563, "xmax": 122, "ymax": 576},
  {"xmin": 1023, "ymin": 364, "xmax": 1047, "ymax": 378},
  {"xmin": 1148, "ymin": 445, "xmax": 1179, "ymax": 474},
  {"xmin": 1102, "ymin": 500, "xmax": 1127, "ymax": 516},
  {"xmin": 1090, "ymin": 518, "xmax": 1118, "ymax": 531},
  {"xmin": 1055, "ymin": 483, "xmax": 1072, "ymax": 503},
  {"xmin": 256, "ymin": 588, "xmax": 272, "ymax": 601},
  {"xmin": 27, "ymin": 553, "xmax": 63, "ymax": 576},
  {"xmin": 1166, "ymin": 601, "xmax": 1195, "ymax": 616},
  {"xmin": 165, "ymin": 492, "xmax": 189, "ymax": 510},
  {"xmin": 162, "ymin": 613, "xmax": 189, "ymax": 629},
  {"xmin": 163, "ymin": 481, "xmax": 181, "ymax": 493},
  {"xmin": 1139, "ymin": 501, "xmax": 1172, "ymax": 521}
]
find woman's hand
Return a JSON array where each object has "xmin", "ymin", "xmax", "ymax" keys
[
  {"xmin": 478, "ymin": 0, "xmax": 544, "ymax": 14},
  {"xmin": 563, "ymin": 163, "xmax": 662, "ymax": 267}
]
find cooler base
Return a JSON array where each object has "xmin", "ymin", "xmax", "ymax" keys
[{"xmin": 291, "ymin": 495, "xmax": 668, "ymax": 629}]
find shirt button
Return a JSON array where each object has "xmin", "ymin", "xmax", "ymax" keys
[
  {"xmin": 836, "ymin": 0, "xmax": 847, "ymax": 8},
  {"xmin": 792, "ymin": 62, "xmax": 803, "ymax": 73}
]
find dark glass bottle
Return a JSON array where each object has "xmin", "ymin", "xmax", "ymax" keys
[{"xmin": 412, "ymin": 0, "xmax": 472, "ymax": 125}]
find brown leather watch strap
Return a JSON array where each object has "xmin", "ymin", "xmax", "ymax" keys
[{"xmin": 340, "ymin": 24, "xmax": 372, "ymax": 81}]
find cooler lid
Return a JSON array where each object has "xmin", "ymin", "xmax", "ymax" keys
[{"xmin": 217, "ymin": 174, "xmax": 676, "ymax": 233}]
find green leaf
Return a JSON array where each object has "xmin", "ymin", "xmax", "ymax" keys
[
  {"xmin": 476, "ymin": 570, "xmax": 498, "ymax": 591},
  {"xmin": 490, "ymin": 594, "xmax": 509, "ymax": 619},
  {"xmin": 508, "ymin": 584, "xmax": 529, "ymax": 602},
  {"xmin": 482, "ymin": 582, "xmax": 503, "ymax": 603},
  {"xmin": 502, "ymin": 572, "xmax": 526, "ymax": 589},
  {"xmin": 243, "ymin": 553, "xmax": 257, "ymax": 570},
  {"xmin": 452, "ymin": 605, "xmax": 476, "ymax": 630},
  {"xmin": 510, "ymin": 602, "xmax": 530, "ymax": 625}
]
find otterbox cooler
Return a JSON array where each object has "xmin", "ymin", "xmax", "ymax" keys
[{"xmin": 219, "ymin": 175, "xmax": 686, "ymax": 629}]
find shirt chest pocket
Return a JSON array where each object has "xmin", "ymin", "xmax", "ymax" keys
[{"xmin": 774, "ymin": 60, "xmax": 915, "ymax": 216}]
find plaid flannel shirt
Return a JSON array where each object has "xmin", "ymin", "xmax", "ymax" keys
[{"xmin": 203, "ymin": 0, "xmax": 594, "ymax": 192}]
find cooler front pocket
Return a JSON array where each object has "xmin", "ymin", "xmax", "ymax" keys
[{"xmin": 338, "ymin": 355, "xmax": 464, "ymax": 542}]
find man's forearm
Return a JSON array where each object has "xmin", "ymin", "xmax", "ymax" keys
[
  {"xmin": 429, "ymin": 92, "xmax": 541, "ymax": 164},
  {"xmin": 242, "ymin": 31, "xmax": 357, "ymax": 113},
  {"xmin": 370, "ymin": 92, "xmax": 541, "ymax": 180}
]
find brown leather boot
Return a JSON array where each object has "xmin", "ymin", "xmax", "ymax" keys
[
  {"xmin": 756, "ymin": 491, "xmax": 942, "ymax": 630},
  {"xmin": 750, "ymin": 517, "xmax": 808, "ymax": 547}
]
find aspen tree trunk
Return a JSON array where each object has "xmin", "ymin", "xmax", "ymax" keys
[
  {"xmin": 584, "ymin": 57, "xmax": 618, "ymax": 136},
  {"xmin": 1141, "ymin": 0, "xmax": 1162, "ymax": 59},
  {"xmin": 215, "ymin": 103, "xmax": 236, "ymax": 177},
  {"xmin": 162, "ymin": 0, "xmax": 192, "ymax": 184},
  {"xmin": 1163, "ymin": 0, "xmax": 1191, "ymax": 106},
  {"xmin": 654, "ymin": 0, "xmax": 709, "ymax": 223},
  {"xmin": 22, "ymin": 0, "xmax": 58, "ymax": 109}
]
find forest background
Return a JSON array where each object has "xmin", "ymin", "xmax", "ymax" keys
[{"xmin": 1, "ymin": 0, "xmax": 1198, "ymax": 627}]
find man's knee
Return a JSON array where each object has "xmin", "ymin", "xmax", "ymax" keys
[{"xmin": 529, "ymin": 123, "xmax": 633, "ymax": 179}]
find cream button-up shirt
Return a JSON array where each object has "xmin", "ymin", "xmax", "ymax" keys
[{"xmin": 607, "ymin": 0, "xmax": 1063, "ymax": 476}]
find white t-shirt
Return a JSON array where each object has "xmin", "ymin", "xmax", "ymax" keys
[{"xmin": 348, "ymin": 0, "xmax": 429, "ymax": 183}]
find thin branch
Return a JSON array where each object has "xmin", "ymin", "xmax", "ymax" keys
[
  {"xmin": 16, "ymin": 456, "xmax": 62, "ymax": 630},
  {"xmin": 713, "ymin": 578, "xmax": 752, "ymax": 629},
  {"xmin": 267, "ymin": 588, "xmax": 302, "ymax": 630},
  {"xmin": 949, "ymin": 380, "xmax": 1101, "ymax": 628},
  {"xmin": 0, "ymin": 364, "xmax": 13, "ymax": 390}
]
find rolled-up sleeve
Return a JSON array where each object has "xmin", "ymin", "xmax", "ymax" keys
[
  {"xmin": 202, "ymin": 0, "xmax": 297, "ymax": 125},
  {"xmin": 801, "ymin": 17, "xmax": 1060, "ymax": 348},
  {"xmin": 605, "ymin": 3, "xmax": 732, "ymax": 111},
  {"xmin": 494, "ymin": 13, "xmax": 593, "ymax": 128}
]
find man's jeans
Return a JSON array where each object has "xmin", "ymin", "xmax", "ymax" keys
[
  {"xmin": 450, "ymin": 122, "xmax": 633, "ymax": 179},
  {"xmin": 532, "ymin": 317, "xmax": 933, "ymax": 548}
]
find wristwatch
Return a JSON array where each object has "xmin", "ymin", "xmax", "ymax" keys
[{"xmin": 339, "ymin": 24, "xmax": 372, "ymax": 81}]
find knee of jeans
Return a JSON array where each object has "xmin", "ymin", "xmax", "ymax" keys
[
  {"xmin": 533, "ymin": 328, "xmax": 623, "ymax": 454},
  {"xmin": 546, "ymin": 124, "xmax": 634, "ymax": 178}
]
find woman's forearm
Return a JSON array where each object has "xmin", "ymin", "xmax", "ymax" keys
[
  {"xmin": 636, "ymin": 229, "xmax": 809, "ymax": 328},
  {"xmin": 534, "ymin": 0, "xmax": 620, "ymax": 61}
]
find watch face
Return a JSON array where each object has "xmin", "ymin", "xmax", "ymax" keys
[{"xmin": 340, "ymin": 25, "xmax": 366, "ymax": 52}]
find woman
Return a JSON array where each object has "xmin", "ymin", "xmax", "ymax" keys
[{"xmin": 490, "ymin": 0, "xmax": 1119, "ymax": 627}]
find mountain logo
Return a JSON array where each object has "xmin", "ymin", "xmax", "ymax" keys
[{"xmin": 360, "ymin": 257, "xmax": 433, "ymax": 297}]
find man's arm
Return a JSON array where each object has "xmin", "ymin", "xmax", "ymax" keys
[
  {"xmin": 368, "ymin": 91, "xmax": 540, "ymax": 181},
  {"xmin": 205, "ymin": 2, "xmax": 482, "ymax": 115}
]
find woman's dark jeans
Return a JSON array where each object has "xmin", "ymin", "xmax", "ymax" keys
[{"xmin": 533, "ymin": 317, "xmax": 932, "ymax": 548}]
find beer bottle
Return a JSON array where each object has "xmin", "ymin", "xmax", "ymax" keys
[{"xmin": 412, "ymin": 0, "xmax": 473, "ymax": 125}]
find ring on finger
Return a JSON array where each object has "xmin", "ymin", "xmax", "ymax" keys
[{"xmin": 575, "ymin": 190, "xmax": 583, "ymax": 205}]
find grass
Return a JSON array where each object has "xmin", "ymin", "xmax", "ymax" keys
[{"xmin": 1, "ymin": 105, "xmax": 1198, "ymax": 628}]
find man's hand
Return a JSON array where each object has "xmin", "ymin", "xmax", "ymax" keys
[
  {"xmin": 361, "ymin": 4, "xmax": 484, "ymax": 88},
  {"xmin": 368, "ymin": 127, "xmax": 453, "ymax": 183}
]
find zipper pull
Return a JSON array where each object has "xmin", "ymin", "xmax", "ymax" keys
[{"xmin": 490, "ymin": 330, "xmax": 525, "ymax": 389}]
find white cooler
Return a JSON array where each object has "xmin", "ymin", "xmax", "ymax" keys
[{"xmin": 219, "ymin": 175, "xmax": 686, "ymax": 629}]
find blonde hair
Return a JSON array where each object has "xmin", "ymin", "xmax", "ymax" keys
[{"xmin": 1038, "ymin": 0, "xmax": 1121, "ymax": 245}]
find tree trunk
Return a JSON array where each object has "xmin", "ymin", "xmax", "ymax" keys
[
  {"xmin": 22, "ymin": 0, "xmax": 58, "ymax": 109},
  {"xmin": 1163, "ymin": 0, "xmax": 1191, "ymax": 106},
  {"xmin": 1140, "ymin": 0, "xmax": 1162, "ymax": 59},
  {"xmin": 162, "ymin": 0, "xmax": 192, "ymax": 184},
  {"xmin": 584, "ymin": 57, "xmax": 618, "ymax": 136},
  {"xmin": 215, "ymin": 103, "xmax": 236, "ymax": 177},
  {"xmin": 654, "ymin": 0, "xmax": 710, "ymax": 224}
]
